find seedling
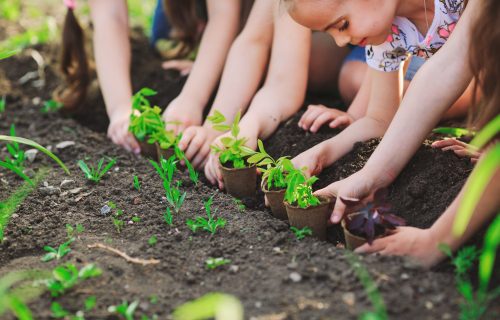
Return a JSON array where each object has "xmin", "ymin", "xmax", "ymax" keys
[
  {"xmin": 342, "ymin": 190, "xmax": 406, "ymax": 244},
  {"xmin": 186, "ymin": 196, "xmax": 226, "ymax": 235},
  {"xmin": 163, "ymin": 207, "xmax": 173, "ymax": 226},
  {"xmin": 108, "ymin": 300, "xmax": 139, "ymax": 320},
  {"xmin": 432, "ymin": 127, "xmax": 474, "ymax": 138},
  {"xmin": 0, "ymin": 96, "xmax": 5, "ymax": 113},
  {"xmin": 233, "ymin": 198, "xmax": 245, "ymax": 212},
  {"xmin": 205, "ymin": 257, "xmax": 231, "ymax": 270},
  {"xmin": 51, "ymin": 296, "xmax": 96, "ymax": 320},
  {"xmin": 43, "ymin": 263, "xmax": 102, "ymax": 297},
  {"xmin": 66, "ymin": 223, "xmax": 84, "ymax": 239},
  {"xmin": 78, "ymin": 157, "xmax": 116, "ymax": 183},
  {"xmin": 133, "ymin": 175, "xmax": 141, "ymax": 191},
  {"xmin": 148, "ymin": 235, "xmax": 158, "ymax": 246},
  {"xmin": 172, "ymin": 293, "xmax": 244, "ymax": 320},
  {"xmin": 108, "ymin": 201, "xmax": 125, "ymax": 233},
  {"xmin": 4, "ymin": 124, "xmax": 25, "ymax": 169},
  {"xmin": 42, "ymin": 238, "xmax": 75, "ymax": 262},
  {"xmin": 150, "ymin": 156, "xmax": 186, "ymax": 214},
  {"xmin": 40, "ymin": 99, "xmax": 63, "ymax": 113},
  {"xmin": 284, "ymin": 169, "xmax": 321, "ymax": 209},
  {"xmin": 290, "ymin": 226, "xmax": 312, "ymax": 240},
  {"xmin": 132, "ymin": 216, "xmax": 141, "ymax": 223},
  {"xmin": 247, "ymin": 139, "xmax": 295, "ymax": 190},
  {"xmin": 208, "ymin": 110, "xmax": 254, "ymax": 169}
]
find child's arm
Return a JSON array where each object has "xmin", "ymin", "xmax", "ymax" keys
[
  {"xmin": 355, "ymin": 163, "xmax": 499, "ymax": 268},
  {"xmin": 314, "ymin": 0, "xmax": 479, "ymax": 224},
  {"xmin": 292, "ymin": 67, "xmax": 403, "ymax": 177},
  {"xmin": 204, "ymin": 8, "xmax": 311, "ymax": 187},
  {"xmin": 176, "ymin": 0, "xmax": 274, "ymax": 168},
  {"xmin": 162, "ymin": 0, "xmax": 243, "ymax": 131},
  {"xmin": 88, "ymin": 0, "xmax": 138, "ymax": 153}
]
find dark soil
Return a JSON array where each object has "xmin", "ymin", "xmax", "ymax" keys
[{"xmin": 1, "ymin": 35, "xmax": 498, "ymax": 320}]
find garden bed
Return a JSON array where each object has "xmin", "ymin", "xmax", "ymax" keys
[{"xmin": 0, "ymin": 36, "xmax": 492, "ymax": 319}]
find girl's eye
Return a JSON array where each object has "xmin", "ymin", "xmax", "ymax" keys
[{"xmin": 339, "ymin": 20, "xmax": 349, "ymax": 32}]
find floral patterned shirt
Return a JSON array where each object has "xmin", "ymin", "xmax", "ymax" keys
[{"xmin": 366, "ymin": 0, "xmax": 465, "ymax": 72}]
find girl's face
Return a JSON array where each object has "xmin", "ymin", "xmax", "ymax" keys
[{"xmin": 288, "ymin": 0, "xmax": 398, "ymax": 47}]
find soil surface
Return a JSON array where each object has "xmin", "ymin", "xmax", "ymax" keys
[{"xmin": 0, "ymin": 34, "xmax": 498, "ymax": 320}]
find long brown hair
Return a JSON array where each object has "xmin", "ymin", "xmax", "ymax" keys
[
  {"xmin": 59, "ymin": 7, "xmax": 90, "ymax": 110},
  {"xmin": 468, "ymin": 0, "xmax": 500, "ymax": 130}
]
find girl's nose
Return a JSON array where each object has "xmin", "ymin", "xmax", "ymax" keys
[{"xmin": 331, "ymin": 32, "xmax": 351, "ymax": 47}]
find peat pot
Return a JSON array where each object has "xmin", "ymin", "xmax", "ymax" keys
[
  {"xmin": 219, "ymin": 162, "xmax": 257, "ymax": 199},
  {"xmin": 262, "ymin": 183, "xmax": 287, "ymax": 220},
  {"xmin": 285, "ymin": 197, "xmax": 331, "ymax": 240},
  {"xmin": 138, "ymin": 139, "xmax": 157, "ymax": 159},
  {"xmin": 341, "ymin": 219, "xmax": 368, "ymax": 250},
  {"xmin": 156, "ymin": 144, "xmax": 175, "ymax": 161}
]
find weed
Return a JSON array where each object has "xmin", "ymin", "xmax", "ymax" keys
[
  {"xmin": 347, "ymin": 252, "xmax": 388, "ymax": 320},
  {"xmin": 108, "ymin": 300, "xmax": 139, "ymax": 320},
  {"xmin": 133, "ymin": 175, "xmax": 141, "ymax": 191},
  {"xmin": 290, "ymin": 226, "xmax": 312, "ymax": 240},
  {"xmin": 284, "ymin": 169, "xmax": 321, "ymax": 209},
  {"xmin": 42, "ymin": 238, "xmax": 75, "ymax": 262},
  {"xmin": 78, "ymin": 157, "xmax": 116, "ymax": 183},
  {"xmin": 247, "ymin": 139, "xmax": 295, "ymax": 190},
  {"xmin": 43, "ymin": 263, "xmax": 102, "ymax": 297},
  {"xmin": 208, "ymin": 110, "xmax": 254, "ymax": 169},
  {"xmin": 0, "ymin": 269, "xmax": 50, "ymax": 320},
  {"xmin": 205, "ymin": 257, "xmax": 231, "ymax": 270},
  {"xmin": 40, "ymin": 99, "xmax": 62, "ymax": 113},
  {"xmin": 66, "ymin": 223, "xmax": 84, "ymax": 240},
  {"xmin": 150, "ymin": 156, "xmax": 186, "ymax": 213},
  {"xmin": 148, "ymin": 235, "xmax": 158, "ymax": 246},
  {"xmin": 186, "ymin": 196, "xmax": 226, "ymax": 235}
]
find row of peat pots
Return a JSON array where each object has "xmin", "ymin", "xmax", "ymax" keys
[{"xmin": 218, "ymin": 163, "xmax": 371, "ymax": 250}]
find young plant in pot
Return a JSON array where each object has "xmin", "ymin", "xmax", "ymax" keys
[
  {"xmin": 247, "ymin": 139, "xmax": 294, "ymax": 220},
  {"xmin": 284, "ymin": 169, "xmax": 331, "ymax": 240},
  {"xmin": 341, "ymin": 190, "xmax": 406, "ymax": 250},
  {"xmin": 128, "ymin": 88, "xmax": 164, "ymax": 158},
  {"xmin": 208, "ymin": 111, "xmax": 256, "ymax": 199}
]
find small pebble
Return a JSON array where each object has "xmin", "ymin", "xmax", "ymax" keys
[
  {"xmin": 289, "ymin": 272, "xmax": 302, "ymax": 283},
  {"xmin": 24, "ymin": 149, "xmax": 38, "ymax": 163},
  {"xmin": 69, "ymin": 187, "xmax": 82, "ymax": 195},
  {"xmin": 60, "ymin": 179, "xmax": 75, "ymax": 190},
  {"xmin": 342, "ymin": 292, "xmax": 356, "ymax": 307},
  {"xmin": 255, "ymin": 301, "xmax": 262, "ymax": 309},
  {"xmin": 55, "ymin": 141, "xmax": 75, "ymax": 150},
  {"xmin": 229, "ymin": 265, "xmax": 239, "ymax": 274},
  {"xmin": 39, "ymin": 186, "xmax": 60, "ymax": 196},
  {"xmin": 401, "ymin": 273, "xmax": 410, "ymax": 280},
  {"xmin": 100, "ymin": 205, "xmax": 111, "ymax": 216},
  {"xmin": 287, "ymin": 261, "xmax": 298, "ymax": 270},
  {"xmin": 425, "ymin": 301, "xmax": 434, "ymax": 310}
]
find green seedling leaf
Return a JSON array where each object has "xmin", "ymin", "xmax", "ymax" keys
[
  {"xmin": 479, "ymin": 215, "xmax": 500, "ymax": 292},
  {"xmin": 470, "ymin": 115, "xmax": 500, "ymax": 149},
  {"xmin": 0, "ymin": 49, "xmax": 20, "ymax": 60},
  {"xmin": 78, "ymin": 157, "xmax": 116, "ymax": 183},
  {"xmin": 432, "ymin": 127, "xmax": 473, "ymax": 138},
  {"xmin": 205, "ymin": 257, "xmax": 231, "ymax": 270},
  {"xmin": 51, "ymin": 302, "xmax": 70, "ymax": 318},
  {"xmin": 290, "ymin": 226, "xmax": 312, "ymax": 240},
  {"xmin": 108, "ymin": 300, "xmax": 139, "ymax": 320},
  {"xmin": 84, "ymin": 296, "xmax": 97, "ymax": 311},
  {"xmin": 148, "ymin": 235, "xmax": 158, "ymax": 246},
  {"xmin": 0, "ymin": 96, "xmax": 5, "ymax": 113},
  {"xmin": 133, "ymin": 175, "xmax": 141, "ymax": 191},
  {"xmin": 186, "ymin": 196, "xmax": 226, "ymax": 235},
  {"xmin": 173, "ymin": 292, "xmax": 244, "ymax": 320},
  {"xmin": 41, "ymin": 238, "xmax": 74, "ymax": 262},
  {"xmin": 40, "ymin": 100, "xmax": 62, "ymax": 113}
]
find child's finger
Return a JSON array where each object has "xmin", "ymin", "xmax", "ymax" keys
[
  {"xmin": 184, "ymin": 133, "xmax": 205, "ymax": 161},
  {"xmin": 431, "ymin": 138, "xmax": 458, "ymax": 148},
  {"xmin": 178, "ymin": 128, "xmax": 197, "ymax": 151},
  {"xmin": 204, "ymin": 159, "xmax": 216, "ymax": 185},
  {"xmin": 299, "ymin": 107, "xmax": 323, "ymax": 130},
  {"xmin": 192, "ymin": 143, "xmax": 210, "ymax": 169},
  {"xmin": 310, "ymin": 112, "xmax": 335, "ymax": 133},
  {"xmin": 355, "ymin": 238, "xmax": 387, "ymax": 254},
  {"xmin": 329, "ymin": 115, "xmax": 350, "ymax": 129},
  {"xmin": 442, "ymin": 145, "xmax": 464, "ymax": 152}
]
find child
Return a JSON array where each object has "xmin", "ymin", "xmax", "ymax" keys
[
  {"xmin": 313, "ymin": 0, "xmax": 499, "ymax": 267},
  {"xmin": 201, "ymin": 0, "xmax": 356, "ymax": 184},
  {"xmin": 60, "ymin": 0, "xmax": 250, "ymax": 154},
  {"xmin": 285, "ymin": 0, "xmax": 473, "ymax": 179}
]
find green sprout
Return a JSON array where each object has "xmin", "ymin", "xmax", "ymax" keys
[
  {"xmin": 108, "ymin": 201, "xmax": 125, "ymax": 233},
  {"xmin": 133, "ymin": 175, "xmax": 141, "ymax": 191},
  {"xmin": 163, "ymin": 207, "xmax": 173, "ymax": 226},
  {"xmin": 150, "ymin": 156, "xmax": 186, "ymax": 214},
  {"xmin": 51, "ymin": 296, "xmax": 96, "ymax": 320},
  {"xmin": 432, "ymin": 127, "xmax": 475, "ymax": 138},
  {"xmin": 4, "ymin": 124, "xmax": 25, "ymax": 170},
  {"xmin": 78, "ymin": 157, "xmax": 116, "ymax": 183},
  {"xmin": 232, "ymin": 198, "xmax": 245, "ymax": 212},
  {"xmin": 132, "ymin": 216, "xmax": 141, "ymax": 223},
  {"xmin": 40, "ymin": 99, "xmax": 63, "ymax": 114},
  {"xmin": 66, "ymin": 223, "xmax": 84, "ymax": 240},
  {"xmin": 186, "ymin": 196, "xmax": 226, "ymax": 235},
  {"xmin": 284, "ymin": 169, "xmax": 321, "ymax": 209},
  {"xmin": 41, "ymin": 238, "xmax": 75, "ymax": 262},
  {"xmin": 290, "ymin": 226, "xmax": 312, "ymax": 240},
  {"xmin": 148, "ymin": 235, "xmax": 158, "ymax": 246},
  {"xmin": 0, "ymin": 96, "xmax": 5, "ymax": 113},
  {"xmin": 108, "ymin": 300, "xmax": 139, "ymax": 320},
  {"xmin": 208, "ymin": 110, "xmax": 254, "ymax": 169},
  {"xmin": 205, "ymin": 257, "xmax": 231, "ymax": 270},
  {"xmin": 43, "ymin": 263, "xmax": 102, "ymax": 298},
  {"xmin": 172, "ymin": 293, "xmax": 244, "ymax": 320}
]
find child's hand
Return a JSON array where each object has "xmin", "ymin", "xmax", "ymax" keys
[
  {"xmin": 431, "ymin": 138, "xmax": 480, "ymax": 163},
  {"xmin": 354, "ymin": 227, "xmax": 443, "ymax": 268},
  {"xmin": 178, "ymin": 125, "xmax": 220, "ymax": 169},
  {"xmin": 291, "ymin": 146, "xmax": 326, "ymax": 177},
  {"xmin": 298, "ymin": 104, "xmax": 355, "ymax": 133},
  {"xmin": 162, "ymin": 97, "xmax": 203, "ymax": 133},
  {"xmin": 162, "ymin": 59, "xmax": 194, "ymax": 76},
  {"xmin": 108, "ymin": 111, "xmax": 140, "ymax": 154}
]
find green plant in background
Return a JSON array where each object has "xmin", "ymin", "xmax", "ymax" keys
[
  {"xmin": 172, "ymin": 292, "xmax": 244, "ymax": 320},
  {"xmin": 0, "ymin": 18, "xmax": 57, "ymax": 52},
  {"xmin": 40, "ymin": 99, "xmax": 63, "ymax": 114},
  {"xmin": 186, "ymin": 196, "xmax": 226, "ymax": 235},
  {"xmin": 432, "ymin": 127, "xmax": 475, "ymax": 138},
  {"xmin": 148, "ymin": 235, "xmax": 158, "ymax": 246},
  {"xmin": 233, "ymin": 198, "xmax": 245, "ymax": 212},
  {"xmin": 51, "ymin": 296, "xmax": 96, "ymax": 320},
  {"xmin": 108, "ymin": 300, "xmax": 139, "ymax": 320},
  {"xmin": 108, "ymin": 201, "xmax": 125, "ymax": 233},
  {"xmin": 290, "ymin": 226, "xmax": 312, "ymax": 240},
  {"xmin": 42, "ymin": 238, "xmax": 75, "ymax": 262},
  {"xmin": 205, "ymin": 258, "xmax": 231, "ymax": 270},
  {"xmin": 284, "ymin": 169, "xmax": 321, "ymax": 209},
  {"xmin": 133, "ymin": 175, "xmax": 141, "ymax": 191},
  {"xmin": 78, "ymin": 157, "xmax": 116, "ymax": 183},
  {"xmin": 66, "ymin": 223, "xmax": 84, "ymax": 240},
  {"xmin": 0, "ymin": 96, "xmax": 6, "ymax": 113},
  {"xmin": 43, "ymin": 263, "xmax": 102, "ymax": 298},
  {"xmin": 0, "ymin": 269, "xmax": 50, "ymax": 320},
  {"xmin": 150, "ymin": 156, "xmax": 186, "ymax": 214},
  {"xmin": 208, "ymin": 111, "xmax": 254, "ymax": 169},
  {"xmin": 346, "ymin": 252, "xmax": 388, "ymax": 320},
  {"xmin": 0, "ymin": 169, "xmax": 47, "ymax": 242}
]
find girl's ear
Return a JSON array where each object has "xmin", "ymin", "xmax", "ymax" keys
[{"xmin": 59, "ymin": 8, "xmax": 90, "ymax": 110}]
